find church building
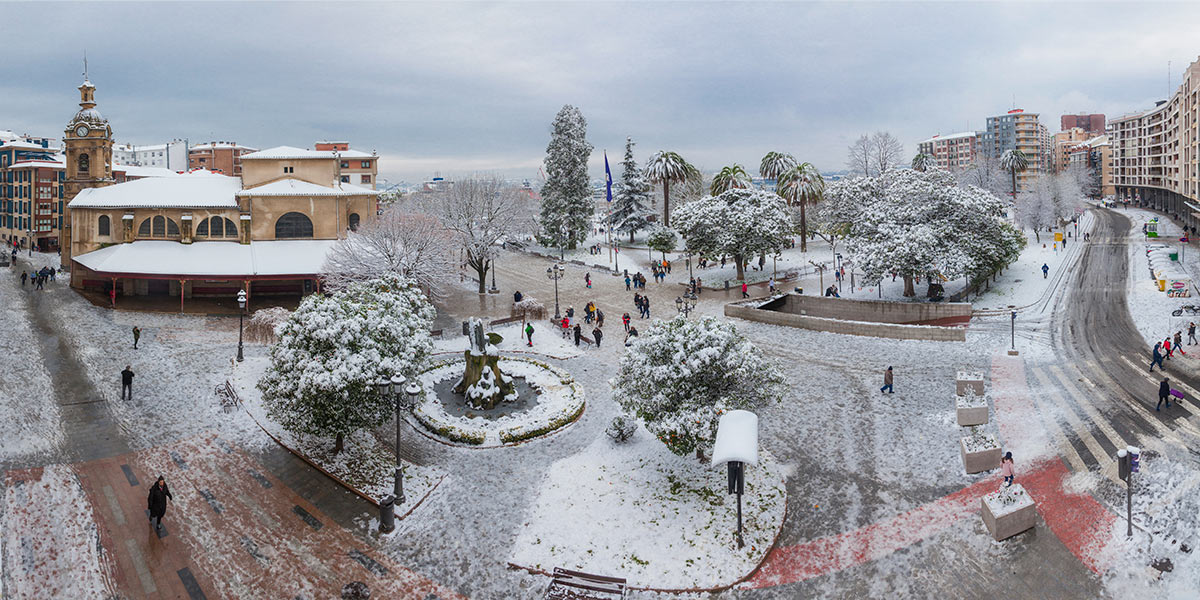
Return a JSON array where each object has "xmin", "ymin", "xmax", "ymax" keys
[{"xmin": 62, "ymin": 78, "xmax": 378, "ymax": 308}]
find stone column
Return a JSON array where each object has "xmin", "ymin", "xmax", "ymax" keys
[
  {"xmin": 122, "ymin": 213, "xmax": 134, "ymax": 243},
  {"xmin": 180, "ymin": 213, "xmax": 193, "ymax": 244},
  {"xmin": 239, "ymin": 213, "xmax": 251, "ymax": 244}
]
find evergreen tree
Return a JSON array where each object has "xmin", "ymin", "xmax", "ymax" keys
[
  {"xmin": 539, "ymin": 105, "xmax": 594, "ymax": 250},
  {"xmin": 609, "ymin": 136, "xmax": 653, "ymax": 242}
]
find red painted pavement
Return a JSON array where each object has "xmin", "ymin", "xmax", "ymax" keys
[{"xmin": 744, "ymin": 353, "xmax": 1116, "ymax": 589}]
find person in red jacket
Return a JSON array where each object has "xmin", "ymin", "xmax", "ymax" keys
[{"xmin": 741, "ymin": 282, "xmax": 749, "ymax": 298}]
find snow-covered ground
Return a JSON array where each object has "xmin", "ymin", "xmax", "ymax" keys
[
  {"xmin": 509, "ymin": 428, "xmax": 787, "ymax": 589},
  {"xmin": 1122, "ymin": 208, "xmax": 1200, "ymax": 348},
  {"xmin": 0, "ymin": 266, "xmax": 63, "ymax": 464},
  {"xmin": 434, "ymin": 321, "xmax": 583, "ymax": 358}
]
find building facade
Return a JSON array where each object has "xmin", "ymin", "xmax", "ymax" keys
[
  {"xmin": 113, "ymin": 139, "xmax": 188, "ymax": 170},
  {"xmin": 315, "ymin": 141, "xmax": 378, "ymax": 189},
  {"xmin": 916, "ymin": 132, "xmax": 979, "ymax": 170},
  {"xmin": 1109, "ymin": 57, "xmax": 1200, "ymax": 223},
  {"xmin": 1061, "ymin": 114, "xmax": 1106, "ymax": 135},
  {"xmin": 1064, "ymin": 135, "xmax": 1112, "ymax": 198},
  {"xmin": 187, "ymin": 141, "xmax": 258, "ymax": 175},
  {"xmin": 0, "ymin": 138, "xmax": 64, "ymax": 251},
  {"xmin": 61, "ymin": 78, "xmax": 117, "ymax": 266},
  {"xmin": 981, "ymin": 109, "xmax": 1048, "ymax": 193},
  {"xmin": 1052, "ymin": 127, "xmax": 1092, "ymax": 174}
]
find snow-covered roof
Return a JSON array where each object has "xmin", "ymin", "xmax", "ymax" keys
[
  {"xmin": 237, "ymin": 178, "xmax": 378, "ymax": 197},
  {"xmin": 69, "ymin": 171, "xmax": 241, "ymax": 209},
  {"xmin": 8, "ymin": 156, "xmax": 65, "ymax": 170},
  {"xmin": 919, "ymin": 131, "xmax": 977, "ymax": 145},
  {"xmin": 189, "ymin": 142, "xmax": 256, "ymax": 151},
  {"xmin": 114, "ymin": 164, "xmax": 183, "ymax": 178},
  {"xmin": 73, "ymin": 239, "xmax": 337, "ymax": 278},
  {"xmin": 0, "ymin": 140, "xmax": 56, "ymax": 151},
  {"xmin": 241, "ymin": 145, "xmax": 375, "ymax": 160}
]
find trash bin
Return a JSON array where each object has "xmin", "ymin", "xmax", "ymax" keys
[
  {"xmin": 379, "ymin": 494, "xmax": 395, "ymax": 533},
  {"xmin": 1170, "ymin": 252, "xmax": 1179, "ymax": 261},
  {"xmin": 462, "ymin": 320, "xmax": 469, "ymax": 336}
]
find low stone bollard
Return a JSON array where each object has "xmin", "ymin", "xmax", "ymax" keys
[
  {"xmin": 960, "ymin": 428, "xmax": 1001, "ymax": 474},
  {"xmin": 981, "ymin": 484, "xmax": 1036, "ymax": 541},
  {"xmin": 955, "ymin": 392, "xmax": 989, "ymax": 427},
  {"xmin": 956, "ymin": 371, "xmax": 984, "ymax": 396}
]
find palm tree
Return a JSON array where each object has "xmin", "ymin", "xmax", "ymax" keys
[
  {"xmin": 911, "ymin": 153, "xmax": 936, "ymax": 172},
  {"xmin": 644, "ymin": 151, "xmax": 698, "ymax": 228},
  {"xmin": 709, "ymin": 164, "xmax": 752, "ymax": 195},
  {"xmin": 776, "ymin": 162, "xmax": 825, "ymax": 252},
  {"xmin": 1000, "ymin": 149, "xmax": 1029, "ymax": 201},
  {"xmin": 759, "ymin": 151, "xmax": 797, "ymax": 183}
]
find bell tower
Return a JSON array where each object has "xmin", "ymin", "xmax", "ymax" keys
[{"xmin": 62, "ymin": 69, "xmax": 115, "ymax": 269}]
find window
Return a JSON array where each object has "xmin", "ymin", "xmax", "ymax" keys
[
  {"xmin": 139, "ymin": 216, "xmax": 180, "ymax": 238},
  {"xmin": 348, "ymin": 213, "xmax": 360, "ymax": 232},
  {"xmin": 360, "ymin": 161, "xmax": 370, "ymax": 169},
  {"xmin": 340, "ymin": 161, "xmax": 349, "ymax": 169},
  {"xmin": 360, "ymin": 175, "xmax": 371, "ymax": 184},
  {"xmin": 78, "ymin": 153, "xmax": 90, "ymax": 174},
  {"xmin": 138, "ymin": 218, "xmax": 151, "ymax": 237},
  {"xmin": 98, "ymin": 215, "xmax": 110, "ymax": 236},
  {"xmin": 275, "ymin": 212, "xmax": 313, "ymax": 239},
  {"xmin": 153, "ymin": 215, "xmax": 166, "ymax": 236},
  {"xmin": 196, "ymin": 216, "xmax": 238, "ymax": 238},
  {"xmin": 283, "ymin": 166, "xmax": 294, "ymax": 174},
  {"xmin": 340, "ymin": 175, "xmax": 350, "ymax": 183}
]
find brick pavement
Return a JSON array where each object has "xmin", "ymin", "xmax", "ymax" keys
[{"xmin": 5, "ymin": 433, "xmax": 462, "ymax": 599}]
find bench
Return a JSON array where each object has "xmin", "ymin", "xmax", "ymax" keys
[{"xmin": 544, "ymin": 568, "xmax": 626, "ymax": 599}]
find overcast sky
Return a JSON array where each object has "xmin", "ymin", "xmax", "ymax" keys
[{"xmin": 3, "ymin": 2, "xmax": 1200, "ymax": 185}]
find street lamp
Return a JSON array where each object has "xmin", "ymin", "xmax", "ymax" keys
[
  {"xmin": 675, "ymin": 292, "xmax": 697, "ymax": 318},
  {"xmin": 547, "ymin": 263, "xmax": 564, "ymax": 320},
  {"xmin": 236, "ymin": 289, "xmax": 247, "ymax": 362}
]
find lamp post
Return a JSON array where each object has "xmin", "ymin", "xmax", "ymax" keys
[
  {"xmin": 547, "ymin": 263, "xmax": 564, "ymax": 320},
  {"xmin": 675, "ymin": 292, "xmax": 697, "ymax": 318},
  {"xmin": 489, "ymin": 255, "xmax": 498, "ymax": 293},
  {"xmin": 236, "ymin": 289, "xmax": 247, "ymax": 362},
  {"xmin": 559, "ymin": 223, "xmax": 566, "ymax": 261}
]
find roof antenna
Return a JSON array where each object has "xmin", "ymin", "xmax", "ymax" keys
[{"xmin": 83, "ymin": 51, "xmax": 88, "ymax": 81}]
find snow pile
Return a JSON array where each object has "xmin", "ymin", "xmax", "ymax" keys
[
  {"xmin": 961, "ymin": 426, "xmax": 1000, "ymax": 453},
  {"xmin": 1, "ymin": 464, "xmax": 117, "ymax": 597},
  {"xmin": 982, "ymin": 482, "xmax": 1033, "ymax": 517},
  {"xmin": 412, "ymin": 357, "xmax": 585, "ymax": 446},
  {"xmin": 509, "ymin": 429, "xmax": 787, "ymax": 589},
  {"xmin": 955, "ymin": 391, "xmax": 988, "ymax": 409}
]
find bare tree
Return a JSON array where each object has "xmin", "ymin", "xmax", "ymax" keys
[
  {"xmin": 956, "ymin": 154, "xmax": 1008, "ymax": 198},
  {"xmin": 846, "ymin": 135, "xmax": 872, "ymax": 176},
  {"xmin": 321, "ymin": 208, "xmax": 457, "ymax": 297},
  {"xmin": 869, "ymin": 131, "xmax": 904, "ymax": 176},
  {"xmin": 244, "ymin": 307, "xmax": 291, "ymax": 344},
  {"xmin": 430, "ymin": 175, "xmax": 525, "ymax": 294}
]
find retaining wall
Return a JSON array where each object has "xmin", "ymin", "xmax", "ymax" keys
[{"xmin": 726, "ymin": 295, "xmax": 968, "ymax": 342}]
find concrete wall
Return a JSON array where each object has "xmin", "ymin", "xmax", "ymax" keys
[
  {"xmin": 773, "ymin": 294, "xmax": 972, "ymax": 325},
  {"xmin": 725, "ymin": 301, "xmax": 967, "ymax": 342}
]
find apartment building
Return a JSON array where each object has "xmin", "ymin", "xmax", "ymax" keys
[
  {"xmin": 113, "ymin": 139, "xmax": 188, "ymax": 170},
  {"xmin": 316, "ymin": 141, "xmax": 379, "ymax": 189},
  {"xmin": 1108, "ymin": 56, "xmax": 1200, "ymax": 223},
  {"xmin": 188, "ymin": 141, "xmax": 258, "ymax": 176},
  {"xmin": 1052, "ymin": 127, "xmax": 1092, "ymax": 174},
  {"xmin": 916, "ymin": 132, "xmax": 979, "ymax": 170},
  {"xmin": 981, "ymin": 109, "xmax": 1048, "ymax": 193},
  {"xmin": 1061, "ymin": 114, "xmax": 1106, "ymax": 136},
  {"xmin": 1065, "ymin": 135, "xmax": 1113, "ymax": 198}
]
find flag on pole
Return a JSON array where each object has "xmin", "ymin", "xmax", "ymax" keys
[{"xmin": 604, "ymin": 151, "xmax": 612, "ymax": 202}]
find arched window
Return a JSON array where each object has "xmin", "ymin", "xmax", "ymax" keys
[
  {"xmin": 167, "ymin": 218, "xmax": 179, "ymax": 236},
  {"xmin": 195, "ymin": 216, "xmax": 238, "ymax": 238},
  {"xmin": 196, "ymin": 218, "xmax": 208, "ymax": 236},
  {"xmin": 348, "ymin": 213, "xmax": 360, "ymax": 232},
  {"xmin": 138, "ymin": 218, "xmax": 151, "ymax": 237},
  {"xmin": 275, "ymin": 212, "xmax": 313, "ymax": 239},
  {"xmin": 139, "ymin": 216, "xmax": 180, "ymax": 238},
  {"xmin": 78, "ymin": 153, "xmax": 90, "ymax": 174},
  {"xmin": 98, "ymin": 215, "xmax": 110, "ymax": 236},
  {"xmin": 152, "ymin": 216, "xmax": 166, "ymax": 237}
]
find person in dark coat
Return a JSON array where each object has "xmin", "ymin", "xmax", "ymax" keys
[
  {"xmin": 147, "ymin": 476, "xmax": 172, "ymax": 530},
  {"xmin": 513, "ymin": 290, "xmax": 523, "ymax": 303},
  {"xmin": 121, "ymin": 365, "xmax": 134, "ymax": 400},
  {"xmin": 1158, "ymin": 377, "xmax": 1172, "ymax": 411},
  {"xmin": 1149, "ymin": 342, "xmax": 1165, "ymax": 371},
  {"xmin": 573, "ymin": 324, "xmax": 582, "ymax": 346},
  {"xmin": 132, "ymin": 326, "xmax": 141, "ymax": 349},
  {"xmin": 880, "ymin": 366, "xmax": 894, "ymax": 394},
  {"xmin": 592, "ymin": 327, "xmax": 603, "ymax": 348},
  {"xmin": 524, "ymin": 322, "xmax": 534, "ymax": 347}
]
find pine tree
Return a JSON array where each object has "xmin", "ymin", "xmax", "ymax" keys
[
  {"xmin": 539, "ymin": 105, "xmax": 594, "ymax": 250},
  {"xmin": 609, "ymin": 137, "xmax": 653, "ymax": 242}
]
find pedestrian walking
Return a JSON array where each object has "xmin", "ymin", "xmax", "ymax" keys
[
  {"xmin": 1158, "ymin": 377, "xmax": 1172, "ymax": 411},
  {"xmin": 132, "ymin": 326, "xmax": 141, "ymax": 349},
  {"xmin": 622, "ymin": 312, "xmax": 631, "ymax": 332},
  {"xmin": 695, "ymin": 277, "xmax": 701, "ymax": 294},
  {"xmin": 624, "ymin": 326, "xmax": 639, "ymax": 346},
  {"xmin": 1000, "ymin": 452, "xmax": 1015, "ymax": 486},
  {"xmin": 1149, "ymin": 342, "xmax": 1165, "ymax": 371},
  {"xmin": 20, "ymin": 271, "xmax": 26, "ymax": 286},
  {"xmin": 1042, "ymin": 263, "xmax": 1049, "ymax": 279},
  {"xmin": 121, "ymin": 365, "xmax": 135, "ymax": 400},
  {"xmin": 1165, "ymin": 337, "xmax": 1174, "ymax": 359},
  {"xmin": 625, "ymin": 275, "xmax": 631, "ymax": 291},
  {"xmin": 561, "ymin": 316, "xmax": 570, "ymax": 338},
  {"xmin": 1175, "ymin": 331, "xmax": 1187, "ymax": 356},
  {"xmin": 592, "ymin": 327, "xmax": 602, "ymax": 348},
  {"xmin": 585, "ymin": 272, "xmax": 592, "ymax": 289},
  {"xmin": 741, "ymin": 282, "xmax": 749, "ymax": 298},
  {"xmin": 1190, "ymin": 322, "xmax": 1197, "ymax": 345},
  {"xmin": 513, "ymin": 290, "xmax": 523, "ymax": 303},
  {"xmin": 35, "ymin": 275, "xmax": 44, "ymax": 290},
  {"xmin": 525, "ymin": 322, "xmax": 534, "ymax": 347},
  {"xmin": 880, "ymin": 366, "xmax": 894, "ymax": 394},
  {"xmin": 573, "ymin": 323, "xmax": 582, "ymax": 347},
  {"xmin": 768, "ymin": 277, "xmax": 776, "ymax": 294},
  {"xmin": 147, "ymin": 476, "xmax": 173, "ymax": 531},
  {"xmin": 596, "ymin": 309, "xmax": 605, "ymax": 328},
  {"xmin": 642, "ymin": 297, "xmax": 650, "ymax": 319}
]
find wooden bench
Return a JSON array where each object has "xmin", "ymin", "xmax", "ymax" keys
[{"xmin": 544, "ymin": 568, "xmax": 626, "ymax": 599}]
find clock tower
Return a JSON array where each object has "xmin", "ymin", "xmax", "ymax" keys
[{"xmin": 62, "ymin": 77, "xmax": 115, "ymax": 269}]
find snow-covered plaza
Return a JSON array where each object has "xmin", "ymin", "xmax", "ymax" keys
[{"xmin": 2, "ymin": 198, "xmax": 1198, "ymax": 599}]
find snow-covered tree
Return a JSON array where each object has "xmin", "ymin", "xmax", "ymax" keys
[
  {"xmin": 429, "ymin": 175, "xmax": 524, "ymax": 294},
  {"xmin": 846, "ymin": 135, "xmax": 872, "ymax": 177},
  {"xmin": 911, "ymin": 153, "xmax": 936, "ymax": 172},
  {"xmin": 955, "ymin": 154, "xmax": 1008, "ymax": 198},
  {"xmin": 758, "ymin": 151, "xmax": 797, "ymax": 183},
  {"xmin": 321, "ymin": 208, "xmax": 456, "ymax": 297},
  {"xmin": 539, "ymin": 105, "xmax": 594, "ymax": 250},
  {"xmin": 609, "ymin": 137, "xmax": 653, "ymax": 242},
  {"xmin": 847, "ymin": 132, "xmax": 903, "ymax": 176},
  {"xmin": 244, "ymin": 306, "xmax": 291, "ymax": 344},
  {"xmin": 646, "ymin": 227, "xmax": 678, "ymax": 260},
  {"xmin": 1051, "ymin": 171, "xmax": 1085, "ymax": 223},
  {"xmin": 258, "ymin": 274, "xmax": 436, "ymax": 453},
  {"xmin": 709, "ymin": 164, "xmax": 752, "ymax": 195},
  {"xmin": 645, "ymin": 150, "xmax": 699, "ymax": 228},
  {"xmin": 829, "ymin": 169, "xmax": 1021, "ymax": 297},
  {"xmin": 672, "ymin": 188, "xmax": 792, "ymax": 280},
  {"xmin": 776, "ymin": 162, "xmax": 825, "ymax": 252},
  {"xmin": 612, "ymin": 316, "xmax": 783, "ymax": 461},
  {"xmin": 1015, "ymin": 179, "xmax": 1057, "ymax": 242}
]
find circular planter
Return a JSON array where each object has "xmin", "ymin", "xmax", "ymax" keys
[{"xmin": 411, "ymin": 356, "xmax": 585, "ymax": 447}]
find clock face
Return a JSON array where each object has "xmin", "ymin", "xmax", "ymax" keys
[{"xmin": 74, "ymin": 125, "xmax": 89, "ymax": 137}]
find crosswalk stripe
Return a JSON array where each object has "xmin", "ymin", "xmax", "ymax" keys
[
  {"xmin": 1030, "ymin": 368, "xmax": 1118, "ymax": 483},
  {"xmin": 1079, "ymin": 360, "xmax": 1199, "ymax": 446},
  {"xmin": 1047, "ymin": 364, "xmax": 1136, "ymax": 448},
  {"xmin": 1117, "ymin": 355, "xmax": 1200, "ymax": 419},
  {"xmin": 1025, "ymin": 368, "xmax": 1090, "ymax": 473}
]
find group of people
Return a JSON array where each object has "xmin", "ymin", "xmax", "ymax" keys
[
  {"xmin": 587, "ymin": 244, "xmax": 604, "ymax": 255},
  {"xmin": 632, "ymin": 293, "xmax": 651, "ymax": 319},
  {"xmin": 20, "ymin": 266, "xmax": 56, "ymax": 290},
  {"xmin": 624, "ymin": 272, "xmax": 648, "ymax": 290},
  {"xmin": 650, "ymin": 264, "xmax": 670, "ymax": 283}
]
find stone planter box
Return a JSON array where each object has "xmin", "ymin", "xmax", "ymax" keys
[
  {"xmin": 956, "ymin": 371, "xmax": 984, "ymax": 396},
  {"xmin": 960, "ymin": 437, "xmax": 1001, "ymax": 474},
  {"xmin": 981, "ymin": 484, "xmax": 1036, "ymax": 541},
  {"xmin": 956, "ymin": 395, "xmax": 989, "ymax": 427}
]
